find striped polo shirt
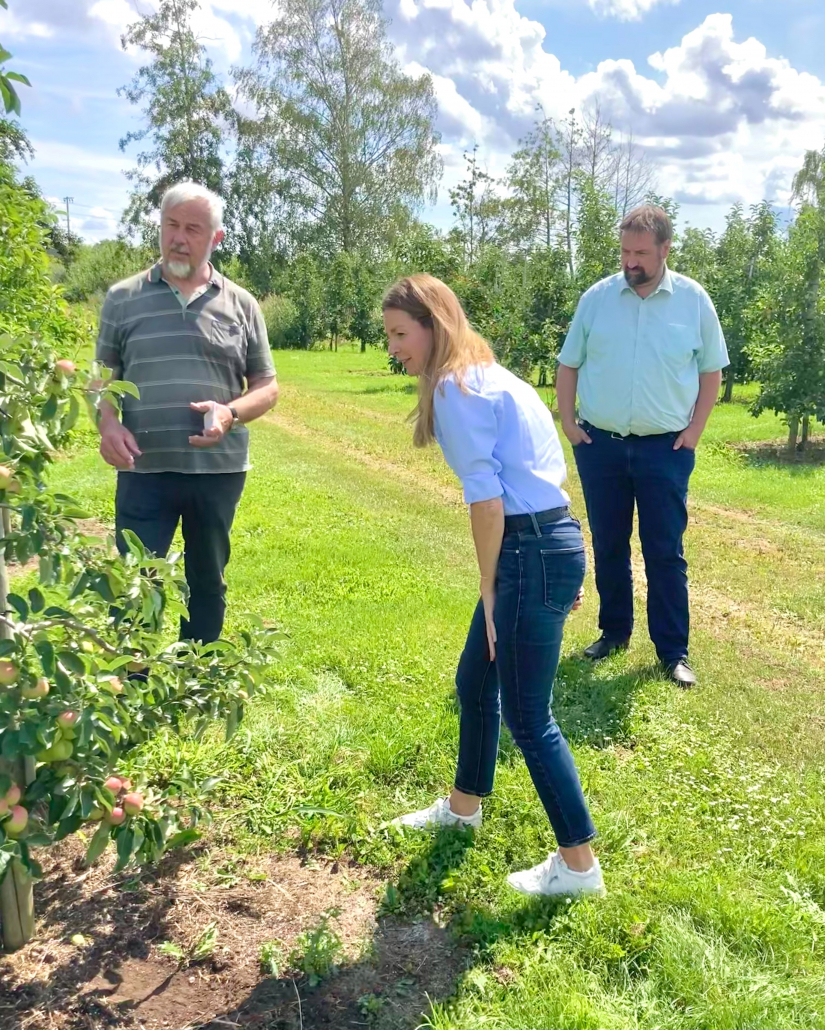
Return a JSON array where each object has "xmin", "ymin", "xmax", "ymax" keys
[{"xmin": 96, "ymin": 264, "xmax": 276, "ymax": 474}]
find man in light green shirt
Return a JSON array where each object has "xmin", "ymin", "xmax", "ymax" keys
[{"xmin": 557, "ymin": 204, "xmax": 728, "ymax": 687}]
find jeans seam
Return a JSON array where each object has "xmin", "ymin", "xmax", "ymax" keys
[{"xmin": 472, "ymin": 653, "xmax": 494, "ymax": 793}]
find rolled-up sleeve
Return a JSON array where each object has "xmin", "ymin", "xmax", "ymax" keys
[
  {"xmin": 558, "ymin": 292, "xmax": 590, "ymax": 369},
  {"xmin": 697, "ymin": 288, "xmax": 729, "ymax": 373},
  {"xmin": 96, "ymin": 290, "xmax": 123, "ymax": 377},
  {"xmin": 434, "ymin": 379, "xmax": 503, "ymax": 505}
]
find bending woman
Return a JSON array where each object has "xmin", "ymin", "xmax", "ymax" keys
[{"xmin": 384, "ymin": 275, "xmax": 603, "ymax": 898}]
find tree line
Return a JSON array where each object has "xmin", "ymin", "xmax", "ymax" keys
[{"xmin": 28, "ymin": 0, "xmax": 825, "ymax": 449}]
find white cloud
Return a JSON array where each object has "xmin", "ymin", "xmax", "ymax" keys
[
  {"xmin": 389, "ymin": 4, "xmax": 825, "ymax": 219},
  {"xmin": 587, "ymin": 0, "xmax": 679, "ymax": 22}
]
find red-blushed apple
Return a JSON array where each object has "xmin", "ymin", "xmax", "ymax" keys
[
  {"xmin": 123, "ymin": 792, "xmax": 144, "ymax": 816},
  {"xmin": 5, "ymin": 785, "xmax": 21, "ymax": 807},
  {"xmin": 102, "ymin": 676, "xmax": 124, "ymax": 695},
  {"xmin": 6, "ymin": 805, "xmax": 28, "ymax": 837},
  {"xmin": 106, "ymin": 806, "xmax": 125, "ymax": 826},
  {"xmin": 121, "ymin": 778, "xmax": 133, "ymax": 791},
  {"xmin": 104, "ymin": 776, "xmax": 123, "ymax": 794},
  {"xmin": 22, "ymin": 676, "xmax": 50, "ymax": 700},
  {"xmin": 0, "ymin": 465, "xmax": 12, "ymax": 490},
  {"xmin": 55, "ymin": 359, "xmax": 76, "ymax": 376},
  {"xmin": 0, "ymin": 660, "xmax": 19, "ymax": 686},
  {"xmin": 56, "ymin": 710, "xmax": 79, "ymax": 738}
]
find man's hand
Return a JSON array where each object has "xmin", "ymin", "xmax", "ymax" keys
[
  {"xmin": 562, "ymin": 421, "xmax": 592, "ymax": 447},
  {"xmin": 674, "ymin": 424, "xmax": 702, "ymax": 451},
  {"xmin": 481, "ymin": 579, "xmax": 497, "ymax": 662},
  {"xmin": 189, "ymin": 401, "xmax": 233, "ymax": 448},
  {"xmin": 99, "ymin": 419, "xmax": 142, "ymax": 469},
  {"xmin": 572, "ymin": 586, "xmax": 584, "ymax": 611}
]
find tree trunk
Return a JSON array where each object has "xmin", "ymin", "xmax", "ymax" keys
[
  {"xmin": 723, "ymin": 372, "xmax": 735, "ymax": 403},
  {"xmin": 799, "ymin": 416, "xmax": 810, "ymax": 452},
  {"xmin": 0, "ymin": 507, "xmax": 35, "ymax": 952},
  {"xmin": 360, "ymin": 338, "xmax": 366, "ymax": 353},
  {"xmin": 787, "ymin": 416, "xmax": 799, "ymax": 452}
]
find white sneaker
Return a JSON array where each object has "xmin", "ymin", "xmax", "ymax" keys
[
  {"xmin": 390, "ymin": 796, "xmax": 482, "ymax": 831},
  {"xmin": 507, "ymin": 851, "xmax": 605, "ymax": 897}
]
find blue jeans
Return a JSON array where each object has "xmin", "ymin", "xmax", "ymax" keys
[
  {"xmin": 573, "ymin": 423, "xmax": 695, "ymax": 663},
  {"xmin": 454, "ymin": 513, "xmax": 597, "ymax": 848}
]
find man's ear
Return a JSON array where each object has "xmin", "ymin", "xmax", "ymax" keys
[
  {"xmin": 213, "ymin": 228, "xmax": 225, "ymax": 249},
  {"xmin": 662, "ymin": 239, "xmax": 672, "ymax": 261}
]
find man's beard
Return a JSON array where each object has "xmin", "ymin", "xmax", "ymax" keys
[
  {"xmin": 166, "ymin": 257, "xmax": 195, "ymax": 279},
  {"xmin": 624, "ymin": 266, "xmax": 653, "ymax": 287}
]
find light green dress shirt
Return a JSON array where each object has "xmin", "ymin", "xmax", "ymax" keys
[{"xmin": 558, "ymin": 268, "xmax": 729, "ymax": 437}]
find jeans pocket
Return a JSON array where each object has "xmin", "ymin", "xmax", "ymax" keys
[{"xmin": 541, "ymin": 546, "xmax": 586, "ymax": 614}]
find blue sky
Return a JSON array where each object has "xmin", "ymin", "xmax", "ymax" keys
[{"xmin": 3, "ymin": 0, "xmax": 824, "ymax": 241}]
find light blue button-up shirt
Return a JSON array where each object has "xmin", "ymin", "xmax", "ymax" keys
[
  {"xmin": 433, "ymin": 363, "xmax": 569, "ymax": 516},
  {"xmin": 558, "ymin": 268, "xmax": 729, "ymax": 436}
]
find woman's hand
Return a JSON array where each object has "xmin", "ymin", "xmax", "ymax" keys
[{"xmin": 481, "ymin": 579, "xmax": 497, "ymax": 661}]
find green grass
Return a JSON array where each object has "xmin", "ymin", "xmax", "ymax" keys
[{"xmin": 48, "ymin": 347, "xmax": 825, "ymax": 1027}]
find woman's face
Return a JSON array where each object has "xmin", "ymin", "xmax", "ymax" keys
[{"xmin": 383, "ymin": 308, "xmax": 433, "ymax": 376}]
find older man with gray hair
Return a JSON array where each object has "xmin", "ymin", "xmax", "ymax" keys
[{"xmin": 96, "ymin": 181, "xmax": 278, "ymax": 643}]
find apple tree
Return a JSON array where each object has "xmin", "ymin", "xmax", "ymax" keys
[{"xmin": 0, "ymin": 155, "xmax": 278, "ymax": 951}]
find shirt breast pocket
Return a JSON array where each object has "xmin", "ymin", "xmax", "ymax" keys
[
  {"xmin": 210, "ymin": 318, "xmax": 243, "ymax": 349},
  {"xmin": 664, "ymin": 323, "xmax": 699, "ymax": 374}
]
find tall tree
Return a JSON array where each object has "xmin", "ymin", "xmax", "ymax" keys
[
  {"xmin": 557, "ymin": 109, "xmax": 582, "ymax": 275},
  {"xmin": 610, "ymin": 131, "xmax": 657, "ymax": 217},
  {"xmin": 579, "ymin": 99, "xmax": 614, "ymax": 189},
  {"xmin": 238, "ymin": 0, "xmax": 441, "ymax": 256},
  {"xmin": 504, "ymin": 111, "xmax": 561, "ymax": 252},
  {"xmin": 449, "ymin": 145, "xmax": 504, "ymax": 265},
  {"xmin": 574, "ymin": 177, "xmax": 619, "ymax": 293},
  {"xmin": 118, "ymin": 0, "xmax": 231, "ymax": 239}
]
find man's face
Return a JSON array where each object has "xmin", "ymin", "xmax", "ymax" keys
[
  {"xmin": 160, "ymin": 199, "xmax": 223, "ymax": 279},
  {"xmin": 621, "ymin": 230, "xmax": 670, "ymax": 288}
]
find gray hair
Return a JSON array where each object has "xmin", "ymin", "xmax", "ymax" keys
[
  {"xmin": 160, "ymin": 181, "xmax": 224, "ymax": 232},
  {"xmin": 620, "ymin": 204, "xmax": 673, "ymax": 245}
]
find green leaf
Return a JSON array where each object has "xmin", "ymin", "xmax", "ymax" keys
[
  {"xmin": 115, "ymin": 827, "xmax": 135, "ymax": 871},
  {"xmin": 225, "ymin": 702, "xmax": 241, "ymax": 742},
  {"xmin": 57, "ymin": 650, "xmax": 87, "ymax": 677},
  {"xmin": 0, "ymin": 851, "xmax": 11, "ymax": 884},
  {"xmin": 28, "ymin": 587, "xmax": 45, "ymax": 614},
  {"xmin": 25, "ymin": 833, "xmax": 52, "ymax": 848},
  {"xmin": 198, "ymin": 776, "xmax": 222, "ymax": 795},
  {"xmin": 5, "ymin": 72, "xmax": 30, "ymax": 87},
  {"xmin": 34, "ymin": 640, "xmax": 55, "ymax": 677},
  {"xmin": 166, "ymin": 828, "xmax": 201, "ymax": 851},
  {"xmin": 40, "ymin": 394, "xmax": 58, "ymax": 421},
  {"xmin": 6, "ymin": 593, "xmax": 28, "ymax": 621},
  {"xmin": 84, "ymin": 822, "xmax": 111, "ymax": 867}
]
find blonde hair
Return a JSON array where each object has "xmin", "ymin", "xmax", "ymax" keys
[{"xmin": 382, "ymin": 274, "xmax": 494, "ymax": 448}]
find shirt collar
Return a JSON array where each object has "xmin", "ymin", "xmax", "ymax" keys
[{"xmin": 619, "ymin": 265, "xmax": 673, "ymax": 297}]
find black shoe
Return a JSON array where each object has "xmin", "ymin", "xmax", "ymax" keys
[
  {"xmin": 583, "ymin": 635, "xmax": 630, "ymax": 661},
  {"xmin": 663, "ymin": 658, "xmax": 697, "ymax": 688}
]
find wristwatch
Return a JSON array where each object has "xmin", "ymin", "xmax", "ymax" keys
[{"xmin": 228, "ymin": 405, "xmax": 241, "ymax": 430}]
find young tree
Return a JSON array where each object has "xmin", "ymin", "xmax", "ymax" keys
[
  {"xmin": 504, "ymin": 112, "xmax": 561, "ymax": 252},
  {"xmin": 118, "ymin": 0, "xmax": 231, "ymax": 239},
  {"xmin": 712, "ymin": 203, "xmax": 779, "ymax": 401},
  {"xmin": 238, "ymin": 0, "xmax": 441, "ymax": 256},
  {"xmin": 673, "ymin": 225, "xmax": 717, "ymax": 286},
  {"xmin": 610, "ymin": 131, "xmax": 657, "ymax": 218},
  {"xmin": 574, "ymin": 177, "xmax": 619, "ymax": 293},
  {"xmin": 287, "ymin": 253, "xmax": 325, "ymax": 349},
  {"xmin": 0, "ymin": 159, "xmax": 277, "ymax": 951},
  {"xmin": 324, "ymin": 251, "xmax": 355, "ymax": 351},
  {"xmin": 748, "ymin": 206, "xmax": 825, "ymax": 450},
  {"xmin": 449, "ymin": 146, "xmax": 504, "ymax": 266}
]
